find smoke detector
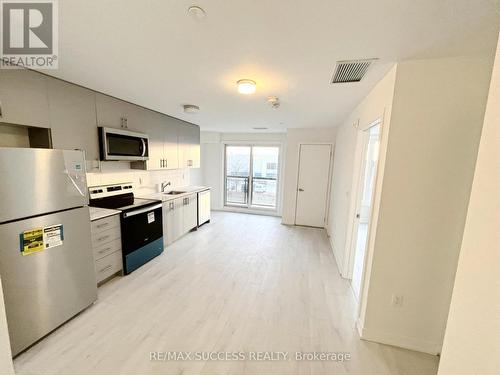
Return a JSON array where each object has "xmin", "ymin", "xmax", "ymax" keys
[
  {"xmin": 183, "ymin": 104, "xmax": 200, "ymax": 114},
  {"xmin": 267, "ymin": 96, "xmax": 280, "ymax": 109},
  {"xmin": 331, "ymin": 58, "xmax": 378, "ymax": 83}
]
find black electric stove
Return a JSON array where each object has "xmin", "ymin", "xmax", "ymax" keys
[{"xmin": 89, "ymin": 183, "xmax": 163, "ymax": 274}]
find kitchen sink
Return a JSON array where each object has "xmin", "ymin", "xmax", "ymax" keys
[{"xmin": 164, "ymin": 191, "xmax": 186, "ymax": 195}]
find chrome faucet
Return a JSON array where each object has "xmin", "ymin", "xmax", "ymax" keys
[{"xmin": 161, "ymin": 181, "xmax": 171, "ymax": 192}]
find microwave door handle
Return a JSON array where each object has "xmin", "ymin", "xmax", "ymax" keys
[
  {"xmin": 123, "ymin": 203, "xmax": 162, "ymax": 218},
  {"xmin": 141, "ymin": 138, "xmax": 146, "ymax": 157}
]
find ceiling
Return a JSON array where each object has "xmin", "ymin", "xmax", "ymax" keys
[{"xmin": 44, "ymin": 0, "xmax": 500, "ymax": 132}]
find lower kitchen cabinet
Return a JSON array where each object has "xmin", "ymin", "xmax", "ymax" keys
[
  {"xmin": 90, "ymin": 214, "xmax": 123, "ymax": 284},
  {"xmin": 162, "ymin": 193, "xmax": 198, "ymax": 246}
]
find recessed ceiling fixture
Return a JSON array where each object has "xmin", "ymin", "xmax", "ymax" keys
[
  {"xmin": 237, "ymin": 79, "xmax": 256, "ymax": 95},
  {"xmin": 331, "ymin": 58, "xmax": 378, "ymax": 83},
  {"xmin": 183, "ymin": 104, "xmax": 200, "ymax": 114},
  {"xmin": 187, "ymin": 5, "xmax": 206, "ymax": 20}
]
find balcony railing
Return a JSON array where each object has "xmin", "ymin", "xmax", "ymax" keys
[
  {"xmin": 226, "ymin": 176, "xmax": 249, "ymax": 205},
  {"xmin": 225, "ymin": 176, "xmax": 277, "ymax": 208}
]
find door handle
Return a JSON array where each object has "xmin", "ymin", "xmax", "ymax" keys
[
  {"xmin": 298, "ymin": 188, "xmax": 304, "ymax": 192},
  {"xmin": 356, "ymin": 213, "xmax": 360, "ymax": 219}
]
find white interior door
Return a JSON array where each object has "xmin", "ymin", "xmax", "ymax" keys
[
  {"xmin": 351, "ymin": 124, "xmax": 381, "ymax": 302},
  {"xmin": 295, "ymin": 144, "xmax": 332, "ymax": 227}
]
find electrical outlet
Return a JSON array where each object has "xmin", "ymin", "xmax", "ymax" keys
[{"xmin": 391, "ymin": 294, "xmax": 404, "ymax": 308}]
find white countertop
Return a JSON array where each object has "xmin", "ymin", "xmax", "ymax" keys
[
  {"xmin": 89, "ymin": 207, "xmax": 121, "ymax": 221},
  {"xmin": 137, "ymin": 186, "xmax": 210, "ymax": 202}
]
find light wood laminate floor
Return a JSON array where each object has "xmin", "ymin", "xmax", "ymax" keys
[{"xmin": 15, "ymin": 212, "xmax": 439, "ymax": 375}]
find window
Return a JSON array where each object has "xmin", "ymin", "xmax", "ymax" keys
[{"xmin": 224, "ymin": 145, "xmax": 280, "ymax": 209}]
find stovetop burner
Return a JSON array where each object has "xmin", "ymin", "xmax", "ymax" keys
[{"xmin": 88, "ymin": 183, "xmax": 161, "ymax": 212}]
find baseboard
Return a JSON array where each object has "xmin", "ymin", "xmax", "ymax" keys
[
  {"xmin": 328, "ymin": 236, "xmax": 347, "ymax": 278},
  {"xmin": 357, "ymin": 325, "xmax": 442, "ymax": 355}
]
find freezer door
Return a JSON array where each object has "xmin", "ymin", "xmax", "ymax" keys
[
  {"xmin": 0, "ymin": 207, "xmax": 97, "ymax": 356},
  {"xmin": 0, "ymin": 148, "xmax": 88, "ymax": 223}
]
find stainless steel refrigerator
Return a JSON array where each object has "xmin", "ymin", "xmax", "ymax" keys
[{"xmin": 0, "ymin": 148, "xmax": 97, "ymax": 356}]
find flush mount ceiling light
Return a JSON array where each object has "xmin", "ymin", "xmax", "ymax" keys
[
  {"xmin": 183, "ymin": 104, "xmax": 200, "ymax": 114},
  {"xmin": 187, "ymin": 5, "xmax": 206, "ymax": 20},
  {"xmin": 237, "ymin": 79, "xmax": 257, "ymax": 95},
  {"xmin": 252, "ymin": 127, "xmax": 268, "ymax": 130}
]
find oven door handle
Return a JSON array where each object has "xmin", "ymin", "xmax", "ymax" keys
[{"xmin": 123, "ymin": 203, "xmax": 162, "ymax": 218}]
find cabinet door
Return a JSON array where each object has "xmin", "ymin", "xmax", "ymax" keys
[
  {"xmin": 142, "ymin": 111, "xmax": 166, "ymax": 170},
  {"xmin": 173, "ymin": 197, "xmax": 185, "ymax": 240},
  {"xmin": 163, "ymin": 120, "xmax": 179, "ymax": 169},
  {"xmin": 0, "ymin": 69, "xmax": 50, "ymax": 128},
  {"xmin": 47, "ymin": 80, "xmax": 99, "ymax": 167},
  {"xmin": 183, "ymin": 194, "xmax": 198, "ymax": 232},
  {"xmin": 95, "ymin": 93, "xmax": 145, "ymax": 130},
  {"xmin": 162, "ymin": 201, "xmax": 176, "ymax": 246},
  {"xmin": 178, "ymin": 123, "xmax": 200, "ymax": 168}
]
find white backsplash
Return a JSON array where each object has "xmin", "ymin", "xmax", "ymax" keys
[{"xmin": 86, "ymin": 162, "xmax": 196, "ymax": 196}]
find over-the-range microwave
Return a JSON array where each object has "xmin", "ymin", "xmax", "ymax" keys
[{"xmin": 99, "ymin": 127, "xmax": 149, "ymax": 161}]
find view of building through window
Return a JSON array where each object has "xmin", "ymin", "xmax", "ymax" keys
[{"xmin": 225, "ymin": 145, "xmax": 280, "ymax": 208}]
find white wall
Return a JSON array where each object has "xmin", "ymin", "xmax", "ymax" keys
[
  {"xmin": 0, "ymin": 278, "xmax": 15, "ymax": 375},
  {"xmin": 199, "ymin": 131, "xmax": 287, "ymax": 213},
  {"xmin": 327, "ymin": 66, "xmax": 397, "ymax": 277},
  {"xmin": 281, "ymin": 128, "xmax": 337, "ymax": 225},
  {"xmin": 437, "ymin": 35, "xmax": 500, "ymax": 375},
  {"xmin": 359, "ymin": 55, "xmax": 494, "ymax": 354}
]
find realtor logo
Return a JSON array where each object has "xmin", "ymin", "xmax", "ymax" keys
[{"xmin": 1, "ymin": 0, "xmax": 58, "ymax": 69}]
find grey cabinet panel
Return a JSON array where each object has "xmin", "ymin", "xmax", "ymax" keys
[
  {"xmin": 132, "ymin": 112, "xmax": 180, "ymax": 171},
  {"xmin": 0, "ymin": 69, "xmax": 50, "ymax": 128},
  {"xmin": 95, "ymin": 93, "xmax": 145, "ymax": 130},
  {"xmin": 47, "ymin": 80, "xmax": 99, "ymax": 165},
  {"xmin": 163, "ymin": 120, "xmax": 179, "ymax": 169},
  {"xmin": 178, "ymin": 123, "xmax": 200, "ymax": 168}
]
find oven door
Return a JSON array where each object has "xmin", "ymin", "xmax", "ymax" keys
[
  {"xmin": 121, "ymin": 203, "xmax": 164, "ymax": 274},
  {"xmin": 121, "ymin": 203, "xmax": 163, "ymax": 256}
]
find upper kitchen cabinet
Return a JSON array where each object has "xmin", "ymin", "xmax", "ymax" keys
[
  {"xmin": 131, "ymin": 111, "xmax": 179, "ymax": 170},
  {"xmin": 95, "ymin": 93, "xmax": 145, "ymax": 131},
  {"xmin": 47, "ymin": 80, "xmax": 99, "ymax": 166},
  {"xmin": 0, "ymin": 69, "xmax": 50, "ymax": 128},
  {"xmin": 178, "ymin": 123, "xmax": 200, "ymax": 168}
]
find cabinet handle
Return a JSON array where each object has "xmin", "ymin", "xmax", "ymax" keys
[
  {"xmin": 96, "ymin": 222, "xmax": 109, "ymax": 229},
  {"xmin": 98, "ymin": 247, "xmax": 112, "ymax": 255},
  {"xmin": 0, "ymin": 101, "xmax": 3, "ymax": 118},
  {"xmin": 187, "ymin": 160, "xmax": 193, "ymax": 167},
  {"xmin": 99, "ymin": 264, "xmax": 113, "ymax": 273},
  {"xmin": 97, "ymin": 235, "xmax": 110, "ymax": 242},
  {"xmin": 169, "ymin": 201, "xmax": 174, "ymax": 210},
  {"xmin": 165, "ymin": 159, "xmax": 168, "ymax": 168}
]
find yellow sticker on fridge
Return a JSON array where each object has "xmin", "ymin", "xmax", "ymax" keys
[{"xmin": 21, "ymin": 228, "xmax": 44, "ymax": 256}]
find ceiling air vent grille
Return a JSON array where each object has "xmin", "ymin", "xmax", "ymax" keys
[{"xmin": 331, "ymin": 59, "xmax": 376, "ymax": 84}]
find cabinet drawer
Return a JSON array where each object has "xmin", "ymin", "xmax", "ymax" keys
[
  {"xmin": 91, "ymin": 226, "xmax": 121, "ymax": 248},
  {"xmin": 91, "ymin": 215, "xmax": 120, "ymax": 234},
  {"xmin": 93, "ymin": 238, "xmax": 121, "ymax": 261},
  {"xmin": 95, "ymin": 250, "xmax": 122, "ymax": 284}
]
